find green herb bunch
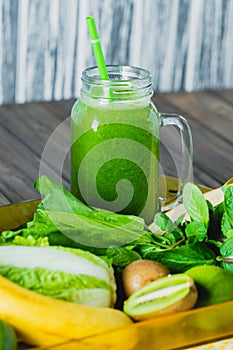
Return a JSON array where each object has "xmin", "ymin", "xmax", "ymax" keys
[
  {"xmin": 139, "ymin": 183, "xmax": 233, "ymax": 274},
  {"xmin": 1, "ymin": 177, "xmax": 233, "ymax": 274}
]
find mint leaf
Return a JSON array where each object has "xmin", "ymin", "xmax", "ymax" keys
[
  {"xmin": 175, "ymin": 214, "xmax": 185, "ymax": 227},
  {"xmin": 226, "ymin": 230, "xmax": 233, "ymax": 239},
  {"xmin": 218, "ymin": 238, "xmax": 233, "ymax": 274},
  {"xmin": 224, "ymin": 186, "xmax": 233, "ymax": 223},
  {"xmin": 154, "ymin": 213, "xmax": 176, "ymax": 232},
  {"xmin": 221, "ymin": 212, "xmax": 233, "ymax": 237},
  {"xmin": 220, "ymin": 237, "xmax": 233, "ymax": 257},
  {"xmin": 185, "ymin": 221, "xmax": 207, "ymax": 242},
  {"xmin": 140, "ymin": 242, "xmax": 216, "ymax": 273},
  {"xmin": 183, "ymin": 183, "xmax": 209, "ymax": 228}
]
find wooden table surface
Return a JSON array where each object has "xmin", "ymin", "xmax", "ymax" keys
[{"xmin": 0, "ymin": 89, "xmax": 233, "ymax": 206}]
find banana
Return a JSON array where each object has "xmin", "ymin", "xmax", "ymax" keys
[{"xmin": 0, "ymin": 275, "xmax": 132, "ymax": 346}]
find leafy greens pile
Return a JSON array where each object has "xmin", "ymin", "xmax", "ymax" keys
[
  {"xmin": 1, "ymin": 176, "xmax": 144, "ymax": 264},
  {"xmin": 143, "ymin": 183, "xmax": 233, "ymax": 274},
  {"xmin": 1, "ymin": 176, "xmax": 233, "ymax": 274}
]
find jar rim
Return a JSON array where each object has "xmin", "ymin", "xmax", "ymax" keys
[{"xmin": 82, "ymin": 65, "xmax": 152, "ymax": 87}]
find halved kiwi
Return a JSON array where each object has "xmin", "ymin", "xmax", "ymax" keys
[{"xmin": 123, "ymin": 274, "xmax": 198, "ymax": 321}]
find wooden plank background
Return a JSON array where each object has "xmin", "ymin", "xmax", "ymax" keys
[{"xmin": 0, "ymin": 0, "xmax": 233, "ymax": 104}]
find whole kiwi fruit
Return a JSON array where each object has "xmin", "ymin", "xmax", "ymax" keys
[{"xmin": 122, "ymin": 260, "xmax": 169, "ymax": 298}]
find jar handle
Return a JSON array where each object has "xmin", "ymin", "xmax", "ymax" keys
[{"xmin": 159, "ymin": 113, "xmax": 193, "ymax": 211}]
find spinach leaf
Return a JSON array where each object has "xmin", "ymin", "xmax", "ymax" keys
[
  {"xmin": 140, "ymin": 242, "xmax": 216, "ymax": 273},
  {"xmin": 183, "ymin": 183, "xmax": 209, "ymax": 228},
  {"xmin": 2, "ymin": 206, "xmax": 145, "ymax": 249},
  {"xmin": 2, "ymin": 176, "xmax": 146, "ymax": 251},
  {"xmin": 35, "ymin": 176, "xmax": 94, "ymax": 213},
  {"xmin": 47, "ymin": 232, "xmax": 107, "ymax": 256},
  {"xmin": 185, "ymin": 221, "xmax": 207, "ymax": 242},
  {"xmin": 45, "ymin": 209, "xmax": 145, "ymax": 248}
]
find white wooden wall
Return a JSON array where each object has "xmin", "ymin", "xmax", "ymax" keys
[{"xmin": 0, "ymin": 0, "xmax": 233, "ymax": 104}]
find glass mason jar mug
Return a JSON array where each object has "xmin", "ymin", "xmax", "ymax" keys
[{"xmin": 71, "ymin": 66, "xmax": 193, "ymax": 224}]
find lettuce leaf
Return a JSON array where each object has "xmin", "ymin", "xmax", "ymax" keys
[
  {"xmin": 0, "ymin": 265, "xmax": 112, "ymax": 306},
  {"xmin": 0, "ymin": 246, "xmax": 116, "ymax": 307},
  {"xmin": 12, "ymin": 235, "xmax": 49, "ymax": 246}
]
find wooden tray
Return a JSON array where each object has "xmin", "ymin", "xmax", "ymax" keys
[{"xmin": 0, "ymin": 177, "xmax": 232, "ymax": 350}]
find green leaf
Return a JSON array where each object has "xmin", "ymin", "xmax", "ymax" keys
[
  {"xmin": 42, "ymin": 209, "xmax": 145, "ymax": 248},
  {"xmin": 207, "ymin": 200, "xmax": 214, "ymax": 211},
  {"xmin": 0, "ymin": 264, "xmax": 112, "ymax": 300},
  {"xmin": 183, "ymin": 183, "xmax": 209, "ymax": 227},
  {"xmin": 224, "ymin": 186, "xmax": 233, "ymax": 222},
  {"xmin": 153, "ymin": 213, "xmax": 185, "ymax": 245},
  {"xmin": 175, "ymin": 214, "xmax": 185, "ymax": 227},
  {"xmin": 163, "ymin": 228, "xmax": 185, "ymax": 245},
  {"xmin": 226, "ymin": 230, "xmax": 233, "ymax": 239},
  {"xmin": 7, "ymin": 207, "xmax": 144, "ymax": 250},
  {"xmin": 220, "ymin": 237, "xmax": 233, "ymax": 257},
  {"xmin": 185, "ymin": 221, "xmax": 207, "ymax": 242},
  {"xmin": 135, "ymin": 243, "xmax": 166, "ymax": 257},
  {"xmin": 0, "ymin": 246, "xmax": 116, "ymax": 307},
  {"xmin": 2, "ymin": 221, "xmax": 58, "ymax": 242},
  {"xmin": 35, "ymin": 175, "xmax": 95, "ymax": 213},
  {"xmin": 207, "ymin": 200, "xmax": 224, "ymax": 216},
  {"xmin": 218, "ymin": 238, "xmax": 233, "ymax": 274},
  {"xmin": 12, "ymin": 235, "xmax": 49, "ymax": 246},
  {"xmin": 47, "ymin": 232, "xmax": 107, "ymax": 256},
  {"xmin": 141, "ymin": 242, "xmax": 216, "ymax": 273},
  {"xmin": 2, "ymin": 176, "xmax": 146, "ymax": 250},
  {"xmin": 105, "ymin": 246, "xmax": 141, "ymax": 269},
  {"xmin": 221, "ymin": 212, "xmax": 233, "ymax": 237},
  {"xmin": 154, "ymin": 213, "xmax": 176, "ymax": 232}
]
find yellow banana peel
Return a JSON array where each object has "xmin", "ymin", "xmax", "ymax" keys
[{"xmin": 0, "ymin": 275, "xmax": 132, "ymax": 347}]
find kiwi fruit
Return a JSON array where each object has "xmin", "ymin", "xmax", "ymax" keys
[
  {"xmin": 123, "ymin": 274, "xmax": 198, "ymax": 321},
  {"xmin": 122, "ymin": 260, "xmax": 169, "ymax": 298}
]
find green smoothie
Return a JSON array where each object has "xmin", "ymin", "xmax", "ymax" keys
[{"xmin": 71, "ymin": 98, "xmax": 160, "ymax": 223}]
